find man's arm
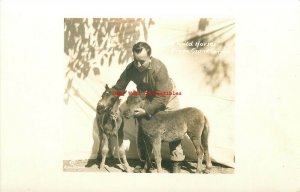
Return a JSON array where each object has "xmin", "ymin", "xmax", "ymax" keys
[
  {"xmin": 112, "ymin": 68, "xmax": 130, "ymax": 92},
  {"xmin": 144, "ymin": 64, "xmax": 171, "ymax": 117}
]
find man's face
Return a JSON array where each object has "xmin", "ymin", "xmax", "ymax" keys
[{"xmin": 133, "ymin": 48, "xmax": 151, "ymax": 72}]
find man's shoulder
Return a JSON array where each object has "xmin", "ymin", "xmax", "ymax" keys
[
  {"xmin": 150, "ymin": 57, "xmax": 166, "ymax": 72},
  {"xmin": 124, "ymin": 61, "xmax": 135, "ymax": 71}
]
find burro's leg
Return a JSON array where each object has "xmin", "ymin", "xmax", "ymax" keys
[
  {"xmin": 202, "ymin": 117, "xmax": 212, "ymax": 173},
  {"xmin": 137, "ymin": 128, "xmax": 152, "ymax": 173},
  {"xmin": 108, "ymin": 136, "xmax": 114, "ymax": 159},
  {"xmin": 140, "ymin": 136, "xmax": 153, "ymax": 173},
  {"xmin": 117, "ymin": 131, "xmax": 132, "ymax": 172},
  {"xmin": 190, "ymin": 136, "xmax": 204, "ymax": 173},
  {"xmin": 99, "ymin": 133, "xmax": 109, "ymax": 171},
  {"xmin": 151, "ymin": 137, "xmax": 163, "ymax": 173}
]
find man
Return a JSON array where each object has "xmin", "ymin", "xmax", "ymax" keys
[{"xmin": 112, "ymin": 42, "xmax": 184, "ymax": 173}]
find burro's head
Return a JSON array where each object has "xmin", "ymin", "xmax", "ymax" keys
[
  {"xmin": 96, "ymin": 84, "xmax": 118, "ymax": 115},
  {"xmin": 123, "ymin": 93, "xmax": 145, "ymax": 119}
]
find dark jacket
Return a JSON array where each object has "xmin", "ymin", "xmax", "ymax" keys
[{"xmin": 112, "ymin": 57, "xmax": 172, "ymax": 116}]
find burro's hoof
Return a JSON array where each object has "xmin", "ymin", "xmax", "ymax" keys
[
  {"xmin": 99, "ymin": 167, "xmax": 107, "ymax": 172},
  {"xmin": 98, "ymin": 164, "xmax": 107, "ymax": 172},
  {"xmin": 203, "ymin": 165, "xmax": 212, "ymax": 174},
  {"xmin": 125, "ymin": 167, "xmax": 133, "ymax": 173},
  {"xmin": 133, "ymin": 165, "xmax": 142, "ymax": 173}
]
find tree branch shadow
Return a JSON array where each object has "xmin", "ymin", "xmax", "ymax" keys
[
  {"xmin": 64, "ymin": 18, "xmax": 154, "ymax": 103},
  {"xmin": 185, "ymin": 19, "xmax": 235, "ymax": 92}
]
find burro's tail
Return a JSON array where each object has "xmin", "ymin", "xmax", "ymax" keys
[{"xmin": 201, "ymin": 115, "xmax": 213, "ymax": 169}]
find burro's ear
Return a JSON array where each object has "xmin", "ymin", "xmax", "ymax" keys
[
  {"xmin": 140, "ymin": 91, "xmax": 146, "ymax": 99},
  {"xmin": 105, "ymin": 84, "xmax": 109, "ymax": 90},
  {"xmin": 114, "ymin": 97, "xmax": 121, "ymax": 106}
]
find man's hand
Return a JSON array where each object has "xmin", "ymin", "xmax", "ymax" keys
[{"xmin": 134, "ymin": 108, "xmax": 146, "ymax": 117}]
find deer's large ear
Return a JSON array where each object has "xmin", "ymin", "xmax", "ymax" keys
[{"xmin": 105, "ymin": 84, "xmax": 109, "ymax": 90}]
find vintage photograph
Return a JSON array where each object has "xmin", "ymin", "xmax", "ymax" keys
[
  {"xmin": 2, "ymin": 1, "xmax": 300, "ymax": 191},
  {"xmin": 63, "ymin": 18, "xmax": 235, "ymax": 173}
]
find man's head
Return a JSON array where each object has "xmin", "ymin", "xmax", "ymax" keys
[{"xmin": 132, "ymin": 42, "xmax": 152, "ymax": 72}]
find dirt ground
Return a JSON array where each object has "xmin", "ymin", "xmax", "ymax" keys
[{"xmin": 63, "ymin": 158, "xmax": 234, "ymax": 174}]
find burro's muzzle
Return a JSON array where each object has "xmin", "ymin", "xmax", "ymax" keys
[{"xmin": 96, "ymin": 100, "xmax": 110, "ymax": 114}]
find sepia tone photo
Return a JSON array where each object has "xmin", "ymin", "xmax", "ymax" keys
[
  {"xmin": 63, "ymin": 18, "xmax": 235, "ymax": 173},
  {"xmin": 2, "ymin": 2, "xmax": 300, "ymax": 191}
]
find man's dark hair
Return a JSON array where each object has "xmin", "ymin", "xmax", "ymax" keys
[{"xmin": 132, "ymin": 42, "xmax": 152, "ymax": 56}]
